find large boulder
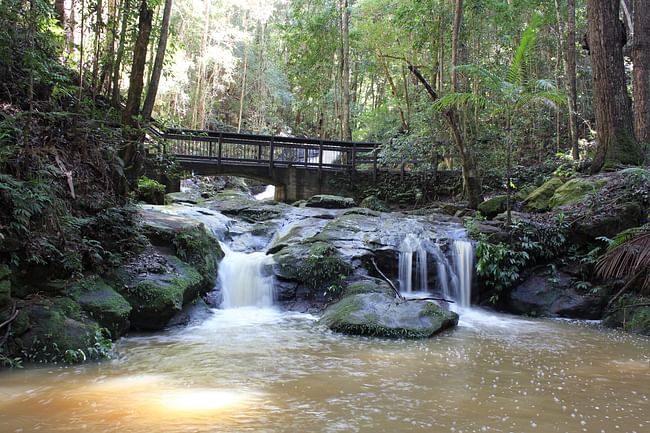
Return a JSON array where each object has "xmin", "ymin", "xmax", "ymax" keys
[
  {"xmin": 110, "ymin": 250, "xmax": 204, "ymax": 330},
  {"xmin": 508, "ymin": 269, "xmax": 608, "ymax": 319},
  {"xmin": 66, "ymin": 276, "xmax": 132, "ymax": 338},
  {"xmin": 359, "ymin": 195, "xmax": 390, "ymax": 212},
  {"xmin": 549, "ymin": 177, "xmax": 607, "ymax": 208},
  {"xmin": 320, "ymin": 291, "xmax": 458, "ymax": 338},
  {"xmin": 571, "ymin": 202, "xmax": 644, "ymax": 244},
  {"xmin": 523, "ymin": 177, "xmax": 564, "ymax": 212},
  {"xmin": 478, "ymin": 195, "xmax": 508, "ymax": 219},
  {"xmin": 305, "ymin": 195, "xmax": 356, "ymax": 209}
]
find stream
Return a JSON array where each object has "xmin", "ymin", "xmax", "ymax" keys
[{"xmin": 1, "ymin": 198, "xmax": 650, "ymax": 433}]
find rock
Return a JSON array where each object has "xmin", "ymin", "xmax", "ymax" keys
[
  {"xmin": 508, "ymin": 269, "xmax": 607, "ymax": 319},
  {"xmin": 136, "ymin": 176, "xmax": 166, "ymax": 205},
  {"xmin": 305, "ymin": 195, "xmax": 356, "ymax": 209},
  {"xmin": 523, "ymin": 177, "xmax": 564, "ymax": 211},
  {"xmin": 167, "ymin": 298, "xmax": 213, "ymax": 327},
  {"xmin": 66, "ymin": 277, "xmax": 132, "ymax": 338},
  {"xmin": 549, "ymin": 177, "xmax": 607, "ymax": 208},
  {"xmin": 18, "ymin": 297, "xmax": 107, "ymax": 363},
  {"xmin": 478, "ymin": 195, "xmax": 508, "ymax": 219},
  {"xmin": 571, "ymin": 202, "xmax": 644, "ymax": 244},
  {"xmin": 320, "ymin": 291, "xmax": 458, "ymax": 338},
  {"xmin": 473, "ymin": 221, "xmax": 510, "ymax": 243},
  {"xmin": 166, "ymin": 192, "xmax": 202, "ymax": 205},
  {"xmin": 359, "ymin": 195, "xmax": 390, "ymax": 212},
  {"xmin": 110, "ymin": 250, "xmax": 204, "ymax": 330}
]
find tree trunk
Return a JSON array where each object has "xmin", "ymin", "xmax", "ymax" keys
[
  {"xmin": 633, "ymin": 0, "xmax": 650, "ymax": 144},
  {"xmin": 339, "ymin": 0, "xmax": 352, "ymax": 141},
  {"xmin": 192, "ymin": 0, "xmax": 210, "ymax": 129},
  {"xmin": 451, "ymin": 0, "xmax": 463, "ymax": 92},
  {"xmin": 408, "ymin": 65, "xmax": 481, "ymax": 209},
  {"xmin": 378, "ymin": 50, "xmax": 409, "ymax": 132},
  {"xmin": 555, "ymin": 0, "xmax": 580, "ymax": 159},
  {"xmin": 111, "ymin": 0, "xmax": 132, "ymax": 106},
  {"xmin": 54, "ymin": 0, "xmax": 65, "ymax": 27},
  {"xmin": 142, "ymin": 0, "xmax": 173, "ymax": 120},
  {"xmin": 121, "ymin": 0, "xmax": 154, "ymax": 168},
  {"xmin": 587, "ymin": 0, "xmax": 644, "ymax": 172},
  {"xmin": 236, "ymin": 12, "xmax": 249, "ymax": 133}
]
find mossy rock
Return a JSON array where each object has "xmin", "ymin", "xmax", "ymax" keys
[
  {"xmin": 136, "ymin": 176, "xmax": 166, "ymax": 205},
  {"xmin": 343, "ymin": 279, "xmax": 393, "ymax": 297},
  {"xmin": 523, "ymin": 177, "xmax": 565, "ymax": 211},
  {"xmin": 18, "ymin": 298, "xmax": 106, "ymax": 363},
  {"xmin": 320, "ymin": 292, "xmax": 458, "ymax": 338},
  {"xmin": 173, "ymin": 225, "xmax": 224, "ymax": 289},
  {"xmin": 359, "ymin": 195, "xmax": 390, "ymax": 212},
  {"xmin": 478, "ymin": 195, "xmax": 508, "ymax": 219},
  {"xmin": 549, "ymin": 177, "xmax": 608, "ymax": 208},
  {"xmin": 67, "ymin": 277, "xmax": 132, "ymax": 338},
  {"xmin": 305, "ymin": 195, "xmax": 356, "ymax": 209}
]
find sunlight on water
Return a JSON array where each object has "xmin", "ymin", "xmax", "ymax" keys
[{"xmin": 1, "ymin": 308, "xmax": 650, "ymax": 433}]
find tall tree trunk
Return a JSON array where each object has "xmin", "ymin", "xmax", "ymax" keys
[
  {"xmin": 339, "ymin": 0, "xmax": 352, "ymax": 140},
  {"xmin": 91, "ymin": 0, "xmax": 104, "ymax": 96},
  {"xmin": 451, "ymin": 0, "xmax": 463, "ymax": 92},
  {"xmin": 111, "ymin": 0, "xmax": 131, "ymax": 106},
  {"xmin": 121, "ymin": 0, "xmax": 154, "ymax": 169},
  {"xmin": 587, "ymin": 0, "xmax": 643, "ymax": 172},
  {"xmin": 555, "ymin": 0, "xmax": 579, "ymax": 159},
  {"xmin": 142, "ymin": 0, "xmax": 173, "ymax": 120},
  {"xmin": 378, "ymin": 51, "xmax": 409, "ymax": 132},
  {"xmin": 633, "ymin": 0, "xmax": 650, "ymax": 144},
  {"xmin": 192, "ymin": 0, "xmax": 210, "ymax": 129},
  {"xmin": 236, "ymin": 12, "xmax": 249, "ymax": 133}
]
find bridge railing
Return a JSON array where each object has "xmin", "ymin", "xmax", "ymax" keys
[{"xmin": 157, "ymin": 127, "xmax": 381, "ymax": 172}]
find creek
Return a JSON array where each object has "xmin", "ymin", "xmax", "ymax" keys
[{"xmin": 1, "ymin": 199, "xmax": 649, "ymax": 433}]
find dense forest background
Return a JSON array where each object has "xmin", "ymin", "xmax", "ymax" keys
[{"xmin": 5, "ymin": 0, "xmax": 647, "ymax": 183}]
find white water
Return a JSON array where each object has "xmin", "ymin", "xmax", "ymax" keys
[
  {"xmin": 397, "ymin": 233, "xmax": 474, "ymax": 307},
  {"xmin": 254, "ymin": 185, "xmax": 276, "ymax": 201},
  {"xmin": 218, "ymin": 244, "xmax": 275, "ymax": 308}
]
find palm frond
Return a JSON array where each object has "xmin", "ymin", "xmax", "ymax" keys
[
  {"xmin": 454, "ymin": 64, "xmax": 503, "ymax": 92},
  {"xmin": 596, "ymin": 226, "xmax": 650, "ymax": 291},
  {"xmin": 514, "ymin": 90, "xmax": 566, "ymax": 111},
  {"xmin": 507, "ymin": 13, "xmax": 542, "ymax": 86},
  {"xmin": 607, "ymin": 224, "xmax": 650, "ymax": 250},
  {"xmin": 432, "ymin": 92, "xmax": 489, "ymax": 112}
]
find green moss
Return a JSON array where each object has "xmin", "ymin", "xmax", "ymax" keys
[
  {"xmin": 344, "ymin": 281, "xmax": 392, "ymax": 297},
  {"xmin": 523, "ymin": 177, "xmax": 564, "ymax": 211},
  {"xmin": 136, "ymin": 176, "xmax": 166, "ymax": 205},
  {"xmin": 173, "ymin": 225, "xmax": 224, "ymax": 289},
  {"xmin": 478, "ymin": 195, "xmax": 508, "ymax": 218},
  {"xmin": 359, "ymin": 195, "xmax": 390, "ymax": 212},
  {"xmin": 603, "ymin": 131, "xmax": 646, "ymax": 169},
  {"xmin": 549, "ymin": 178, "xmax": 607, "ymax": 208}
]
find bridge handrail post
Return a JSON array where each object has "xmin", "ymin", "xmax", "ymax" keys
[
  {"xmin": 269, "ymin": 137, "xmax": 275, "ymax": 170},
  {"xmin": 318, "ymin": 139, "xmax": 323, "ymax": 179},
  {"xmin": 218, "ymin": 133, "xmax": 223, "ymax": 168},
  {"xmin": 372, "ymin": 143, "xmax": 378, "ymax": 183}
]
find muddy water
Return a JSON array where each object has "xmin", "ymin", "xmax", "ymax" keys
[{"xmin": 1, "ymin": 308, "xmax": 649, "ymax": 433}]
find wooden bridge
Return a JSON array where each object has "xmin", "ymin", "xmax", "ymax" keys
[{"xmin": 149, "ymin": 126, "xmax": 447, "ymax": 202}]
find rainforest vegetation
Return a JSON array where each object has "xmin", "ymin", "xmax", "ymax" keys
[{"xmin": 0, "ymin": 0, "xmax": 649, "ymax": 368}]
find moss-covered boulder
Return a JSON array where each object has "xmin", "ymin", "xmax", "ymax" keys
[
  {"xmin": 478, "ymin": 195, "xmax": 508, "ymax": 219},
  {"xmin": 523, "ymin": 177, "xmax": 564, "ymax": 211},
  {"xmin": 66, "ymin": 277, "xmax": 131, "ymax": 338},
  {"xmin": 359, "ymin": 195, "xmax": 390, "ymax": 212},
  {"xmin": 305, "ymin": 195, "xmax": 356, "ymax": 209},
  {"xmin": 320, "ymin": 292, "xmax": 458, "ymax": 338},
  {"xmin": 17, "ymin": 297, "xmax": 110, "ymax": 364},
  {"xmin": 136, "ymin": 176, "xmax": 166, "ymax": 205},
  {"xmin": 571, "ymin": 202, "xmax": 644, "ymax": 243},
  {"xmin": 172, "ymin": 225, "xmax": 224, "ymax": 289},
  {"xmin": 549, "ymin": 177, "xmax": 608, "ymax": 208},
  {"xmin": 110, "ymin": 251, "xmax": 204, "ymax": 330}
]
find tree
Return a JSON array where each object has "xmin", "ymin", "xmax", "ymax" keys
[
  {"xmin": 142, "ymin": 0, "xmax": 173, "ymax": 120},
  {"xmin": 632, "ymin": 0, "xmax": 650, "ymax": 145},
  {"xmin": 587, "ymin": 0, "xmax": 644, "ymax": 172},
  {"xmin": 339, "ymin": 0, "xmax": 351, "ymax": 140},
  {"xmin": 432, "ymin": 15, "xmax": 565, "ymax": 224}
]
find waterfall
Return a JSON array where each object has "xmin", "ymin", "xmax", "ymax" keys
[
  {"xmin": 451, "ymin": 239, "xmax": 474, "ymax": 308},
  {"xmin": 218, "ymin": 244, "xmax": 274, "ymax": 309},
  {"xmin": 398, "ymin": 234, "xmax": 428, "ymax": 292},
  {"xmin": 397, "ymin": 233, "xmax": 474, "ymax": 307}
]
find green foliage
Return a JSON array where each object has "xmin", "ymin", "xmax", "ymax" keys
[
  {"xmin": 301, "ymin": 242, "xmax": 352, "ymax": 297},
  {"xmin": 137, "ymin": 176, "xmax": 165, "ymax": 193},
  {"xmin": 0, "ymin": 354, "xmax": 23, "ymax": 368},
  {"xmin": 476, "ymin": 237, "xmax": 529, "ymax": 302}
]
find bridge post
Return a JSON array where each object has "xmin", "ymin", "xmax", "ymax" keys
[
  {"xmin": 269, "ymin": 137, "xmax": 275, "ymax": 170},
  {"xmin": 350, "ymin": 141, "xmax": 356, "ymax": 184},
  {"xmin": 218, "ymin": 133, "xmax": 223, "ymax": 168},
  {"xmin": 318, "ymin": 139, "xmax": 323, "ymax": 180},
  {"xmin": 373, "ymin": 143, "xmax": 378, "ymax": 183}
]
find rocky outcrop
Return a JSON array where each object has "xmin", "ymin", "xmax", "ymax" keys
[
  {"xmin": 523, "ymin": 177, "xmax": 564, "ymax": 211},
  {"xmin": 320, "ymin": 280, "xmax": 458, "ymax": 338},
  {"xmin": 305, "ymin": 195, "xmax": 356, "ymax": 209},
  {"xmin": 478, "ymin": 195, "xmax": 508, "ymax": 219},
  {"xmin": 507, "ymin": 268, "xmax": 609, "ymax": 319},
  {"xmin": 549, "ymin": 177, "xmax": 607, "ymax": 208},
  {"xmin": 359, "ymin": 195, "xmax": 390, "ymax": 212}
]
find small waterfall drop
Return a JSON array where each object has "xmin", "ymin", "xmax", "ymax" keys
[
  {"xmin": 398, "ymin": 234, "xmax": 428, "ymax": 292},
  {"xmin": 218, "ymin": 244, "xmax": 274, "ymax": 309},
  {"xmin": 451, "ymin": 239, "xmax": 474, "ymax": 308}
]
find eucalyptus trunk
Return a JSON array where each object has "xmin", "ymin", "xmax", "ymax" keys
[{"xmin": 142, "ymin": 0, "xmax": 173, "ymax": 120}]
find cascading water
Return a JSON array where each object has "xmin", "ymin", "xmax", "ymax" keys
[
  {"xmin": 218, "ymin": 244, "xmax": 275, "ymax": 309},
  {"xmin": 397, "ymin": 232, "xmax": 474, "ymax": 307},
  {"xmin": 398, "ymin": 234, "xmax": 428, "ymax": 292}
]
